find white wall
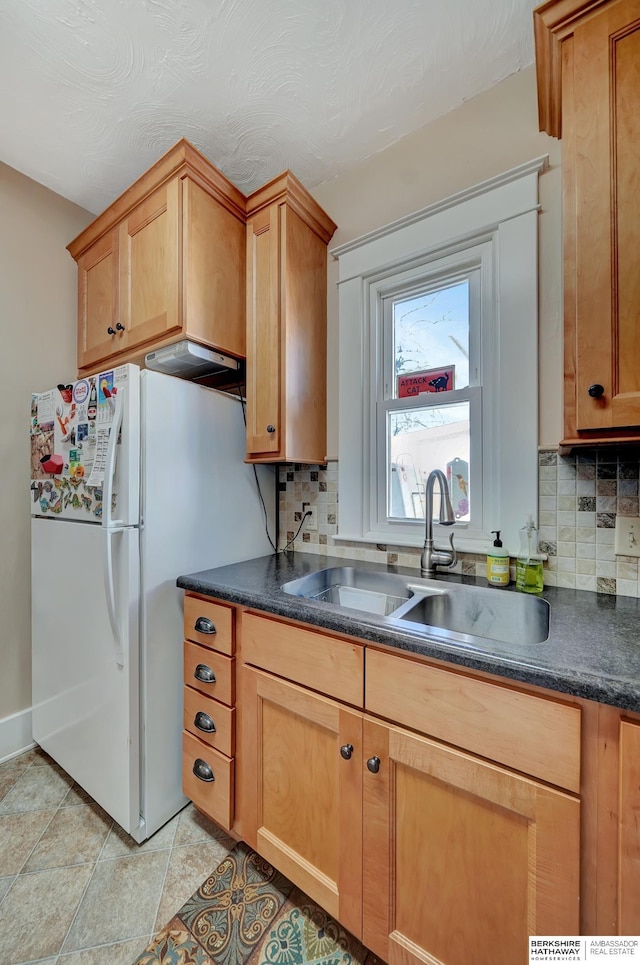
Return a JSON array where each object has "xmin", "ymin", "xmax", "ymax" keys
[
  {"xmin": 0, "ymin": 161, "xmax": 90, "ymax": 741},
  {"xmin": 312, "ymin": 65, "xmax": 563, "ymax": 456}
]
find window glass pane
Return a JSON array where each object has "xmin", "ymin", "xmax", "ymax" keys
[
  {"xmin": 389, "ymin": 402, "xmax": 470, "ymax": 522},
  {"xmin": 393, "ymin": 281, "xmax": 469, "ymax": 398}
]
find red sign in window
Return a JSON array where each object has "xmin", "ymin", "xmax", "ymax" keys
[{"xmin": 397, "ymin": 366, "xmax": 455, "ymax": 398}]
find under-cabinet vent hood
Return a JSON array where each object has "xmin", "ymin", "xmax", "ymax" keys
[{"xmin": 145, "ymin": 340, "xmax": 240, "ymax": 379}]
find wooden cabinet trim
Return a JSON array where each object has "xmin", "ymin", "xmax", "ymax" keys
[
  {"xmin": 68, "ymin": 139, "xmax": 245, "ymax": 260},
  {"xmin": 366, "ymin": 647, "xmax": 581, "ymax": 792},
  {"xmin": 242, "ymin": 611, "xmax": 364, "ymax": 707},
  {"xmin": 245, "ymin": 170, "xmax": 337, "ymax": 244},
  {"xmin": 534, "ymin": 0, "xmax": 613, "ymax": 136}
]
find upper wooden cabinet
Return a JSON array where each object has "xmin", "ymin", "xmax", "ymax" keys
[
  {"xmin": 535, "ymin": 0, "xmax": 640, "ymax": 446},
  {"xmin": 68, "ymin": 139, "xmax": 247, "ymax": 375},
  {"xmin": 245, "ymin": 173, "xmax": 337, "ymax": 463}
]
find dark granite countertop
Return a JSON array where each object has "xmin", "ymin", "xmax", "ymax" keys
[{"xmin": 177, "ymin": 551, "xmax": 640, "ymax": 712}]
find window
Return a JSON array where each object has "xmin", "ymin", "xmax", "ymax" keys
[{"xmin": 333, "ymin": 157, "xmax": 546, "ymax": 554}]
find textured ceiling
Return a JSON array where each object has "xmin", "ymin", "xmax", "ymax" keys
[{"xmin": 0, "ymin": 0, "xmax": 536, "ymax": 215}]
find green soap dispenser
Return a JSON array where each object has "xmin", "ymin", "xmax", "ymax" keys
[
  {"xmin": 515, "ymin": 514, "xmax": 544, "ymax": 594},
  {"xmin": 487, "ymin": 531, "xmax": 510, "ymax": 587}
]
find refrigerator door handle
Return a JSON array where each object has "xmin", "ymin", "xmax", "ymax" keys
[
  {"xmin": 103, "ymin": 388, "xmax": 125, "ymax": 528},
  {"xmin": 104, "ymin": 526, "xmax": 125, "ymax": 669}
]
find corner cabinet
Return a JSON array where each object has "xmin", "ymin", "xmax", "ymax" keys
[
  {"xmin": 534, "ymin": 0, "xmax": 640, "ymax": 446},
  {"xmin": 245, "ymin": 173, "xmax": 337, "ymax": 463},
  {"xmin": 68, "ymin": 139, "xmax": 247, "ymax": 376}
]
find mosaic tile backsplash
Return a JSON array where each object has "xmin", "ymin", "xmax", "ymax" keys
[{"xmin": 277, "ymin": 448, "xmax": 640, "ymax": 597}]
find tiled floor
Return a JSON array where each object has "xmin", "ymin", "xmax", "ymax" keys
[{"xmin": 0, "ymin": 746, "xmax": 234, "ymax": 965}]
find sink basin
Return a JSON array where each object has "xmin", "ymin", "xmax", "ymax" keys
[
  {"xmin": 282, "ymin": 565, "xmax": 550, "ymax": 647},
  {"xmin": 282, "ymin": 566, "xmax": 413, "ymax": 616},
  {"xmin": 395, "ymin": 582, "xmax": 550, "ymax": 645}
]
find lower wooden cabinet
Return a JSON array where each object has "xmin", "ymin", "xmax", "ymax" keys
[
  {"xmin": 180, "ymin": 599, "xmax": 640, "ymax": 955},
  {"xmin": 362, "ymin": 718, "xmax": 579, "ymax": 965},
  {"xmin": 618, "ymin": 720, "xmax": 640, "ymax": 934},
  {"xmin": 241, "ymin": 667, "xmax": 363, "ymax": 936},
  {"xmin": 239, "ymin": 654, "xmax": 580, "ymax": 963}
]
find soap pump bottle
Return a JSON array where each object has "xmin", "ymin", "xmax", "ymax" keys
[
  {"xmin": 515, "ymin": 514, "xmax": 544, "ymax": 594},
  {"xmin": 487, "ymin": 531, "xmax": 510, "ymax": 587}
]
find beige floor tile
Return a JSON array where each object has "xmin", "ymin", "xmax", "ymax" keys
[
  {"xmin": 62, "ymin": 850, "xmax": 170, "ymax": 952},
  {"xmin": 0, "ymin": 764, "xmax": 29, "ymax": 803},
  {"xmin": 0, "ymin": 761, "xmax": 74, "ymax": 814},
  {"xmin": 173, "ymin": 803, "xmax": 235, "ymax": 849},
  {"xmin": 57, "ymin": 935, "xmax": 152, "ymax": 964},
  {"xmin": 60, "ymin": 782, "xmax": 99, "ymax": 809},
  {"xmin": 0, "ymin": 875, "xmax": 15, "ymax": 901},
  {"xmin": 23, "ymin": 802, "xmax": 112, "ymax": 872},
  {"xmin": 100, "ymin": 812, "xmax": 178, "ymax": 859},
  {"xmin": 0, "ymin": 863, "xmax": 94, "ymax": 963},
  {"xmin": 0, "ymin": 809, "xmax": 55, "ymax": 875},
  {"xmin": 154, "ymin": 838, "xmax": 233, "ymax": 932}
]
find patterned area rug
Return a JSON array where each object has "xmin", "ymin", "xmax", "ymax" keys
[{"xmin": 133, "ymin": 841, "xmax": 380, "ymax": 965}]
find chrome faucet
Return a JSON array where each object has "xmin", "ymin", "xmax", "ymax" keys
[{"xmin": 420, "ymin": 469, "xmax": 457, "ymax": 577}]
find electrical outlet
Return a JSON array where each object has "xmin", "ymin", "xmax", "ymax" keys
[
  {"xmin": 302, "ymin": 502, "xmax": 317, "ymax": 531},
  {"xmin": 614, "ymin": 515, "xmax": 640, "ymax": 557}
]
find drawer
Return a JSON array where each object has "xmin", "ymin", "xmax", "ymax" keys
[
  {"xmin": 184, "ymin": 595, "xmax": 235, "ymax": 655},
  {"xmin": 365, "ymin": 648, "xmax": 581, "ymax": 793},
  {"xmin": 242, "ymin": 611, "xmax": 364, "ymax": 706},
  {"xmin": 182, "ymin": 731, "xmax": 234, "ymax": 830},
  {"xmin": 183, "ymin": 685, "xmax": 235, "ymax": 756},
  {"xmin": 184, "ymin": 640, "xmax": 235, "ymax": 706}
]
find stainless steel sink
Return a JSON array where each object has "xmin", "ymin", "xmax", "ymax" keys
[
  {"xmin": 281, "ymin": 566, "xmax": 550, "ymax": 647},
  {"xmin": 281, "ymin": 566, "xmax": 414, "ymax": 616}
]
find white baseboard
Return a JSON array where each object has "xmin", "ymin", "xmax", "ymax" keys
[{"xmin": 0, "ymin": 706, "xmax": 35, "ymax": 764}]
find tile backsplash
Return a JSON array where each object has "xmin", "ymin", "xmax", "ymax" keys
[{"xmin": 278, "ymin": 448, "xmax": 640, "ymax": 596}]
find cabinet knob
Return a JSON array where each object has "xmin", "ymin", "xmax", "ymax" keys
[
  {"xmin": 340, "ymin": 743, "xmax": 354, "ymax": 760},
  {"xmin": 266, "ymin": 424, "xmax": 276, "ymax": 434},
  {"xmin": 195, "ymin": 616, "xmax": 216, "ymax": 635},
  {"xmin": 194, "ymin": 711, "xmax": 216, "ymax": 733},
  {"xmin": 194, "ymin": 663, "xmax": 216, "ymax": 684},
  {"xmin": 366, "ymin": 756, "xmax": 381, "ymax": 774},
  {"xmin": 116, "ymin": 322, "xmax": 125, "ymax": 332},
  {"xmin": 193, "ymin": 758, "xmax": 215, "ymax": 782},
  {"xmin": 588, "ymin": 384, "xmax": 605, "ymax": 399},
  {"xmin": 107, "ymin": 327, "xmax": 116, "ymax": 336}
]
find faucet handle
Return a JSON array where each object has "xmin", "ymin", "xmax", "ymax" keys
[{"xmin": 446, "ymin": 531, "xmax": 457, "ymax": 569}]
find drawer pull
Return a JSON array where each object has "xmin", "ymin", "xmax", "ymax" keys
[
  {"xmin": 193, "ymin": 758, "xmax": 215, "ymax": 782},
  {"xmin": 194, "ymin": 663, "xmax": 216, "ymax": 684},
  {"xmin": 367, "ymin": 756, "xmax": 381, "ymax": 774},
  {"xmin": 340, "ymin": 743, "xmax": 354, "ymax": 760},
  {"xmin": 195, "ymin": 616, "xmax": 216, "ymax": 635},
  {"xmin": 194, "ymin": 711, "xmax": 216, "ymax": 733}
]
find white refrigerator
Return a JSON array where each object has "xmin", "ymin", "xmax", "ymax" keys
[{"xmin": 30, "ymin": 363, "xmax": 275, "ymax": 841}]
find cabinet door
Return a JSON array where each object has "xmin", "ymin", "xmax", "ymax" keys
[
  {"xmin": 619, "ymin": 720, "xmax": 640, "ymax": 934},
  {"xmin": 246, "ymin": 205, "xmax": 282, "ymax": 458},
  {"xmin": 242, "ymin": 667, "xmax": 362, "ymax": 937},
  {"xmin": 77, "ymin": 228, "xmax": 121, "ymax": 369},
  {"xmin": 119, "ymin": 179, "xmax": 181, "ymax": 353},
  {"xmin": 570, "ymin": 0, "xmax": 640, "ymax": 430},
  {"xmin": 362, "ymin": 718, "xmax": 580, "ymax": 965}
]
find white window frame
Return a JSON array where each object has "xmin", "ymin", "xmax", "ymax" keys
[{"xmin": 332, "ymin": 157, "xmax": 547, "ymax": 555}]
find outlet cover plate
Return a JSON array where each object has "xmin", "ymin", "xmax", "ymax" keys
[
  {"xmin": 614, "ymin": 515, "xmax": 640, "ymax": 557},
  {"xmin": 302, "ymin": 502, "xmax": 318, "ymax": 531}
]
